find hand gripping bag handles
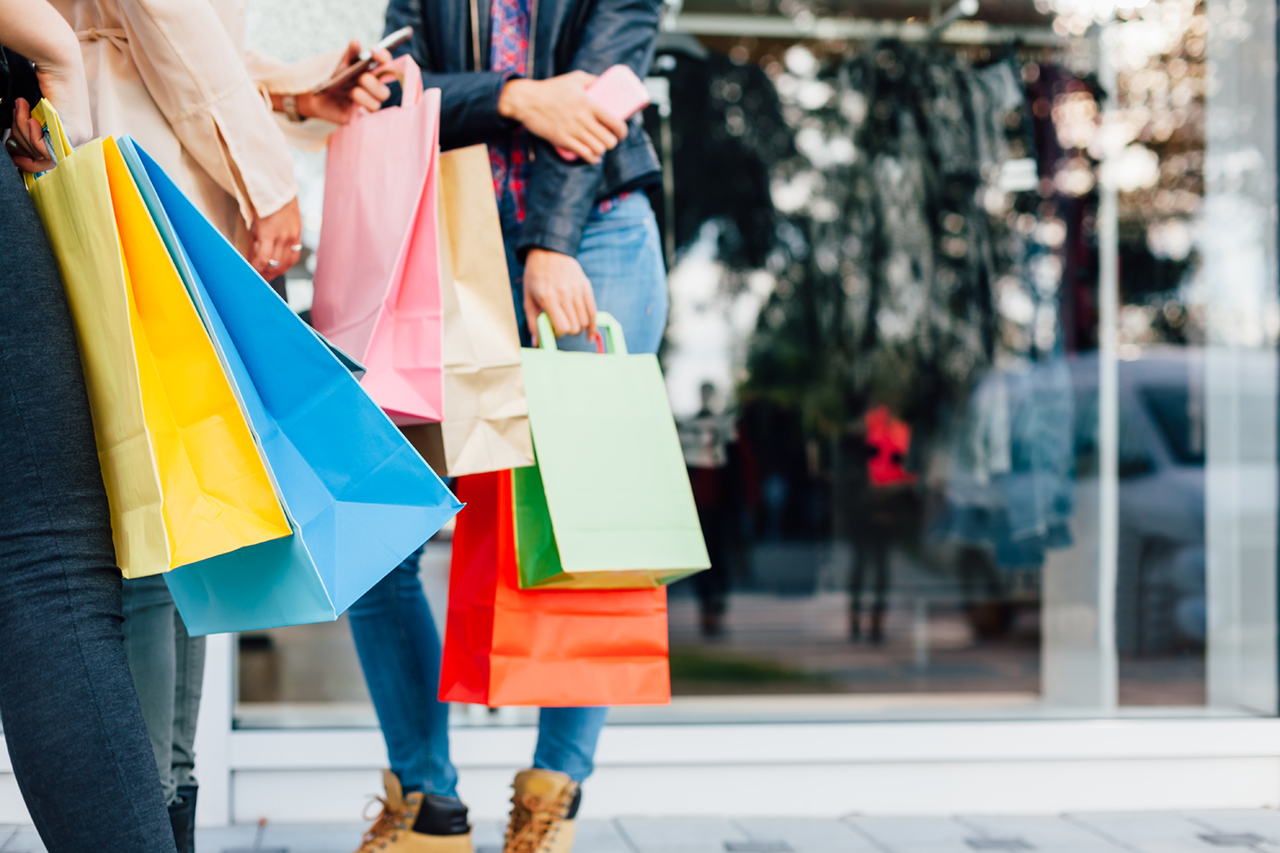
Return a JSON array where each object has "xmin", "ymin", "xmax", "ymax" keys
[
  {"xmin": 118, "ymin": 140, "xmax": 461, "ymax": 634},
  {"xmin": 440, "ymin": 470, "xmax": 670, "ymax": 707},
  {"xmin": 513, "ymin": 313, "xmax": 710, "ymax": 589},
  {"xmin": 312, "ymin": 57, "xmax": 445, "ymax": 423},
  {"xmin": 23, "ymin": 101, "xmax": 290, "ymax": 578},
  {"xmin": 399, "ymin": 144, "xmax": 534, "ymax": 477}
]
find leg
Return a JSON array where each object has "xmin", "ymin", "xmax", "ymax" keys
[
  {"xmin": 170, "ymin": 607, "xmax": 205, "ymax": 853},
  {"xmin": 554, "ymin": 193, "xmax": 669, "ymax": 355},
  {"xmin": 171, "ymin": 608, "xmax": 206, "ymax": 792},
  {"xmin": 121, "ymin": 574, "xmax": 179, "ymax": 806},
  {"xmin": 531, "ymin": 193, "xmax": 665, "ymax": 781},
  {"xmin": 0, "ymin": 159, "xmax": 175, "ymax": 852},
  {"xmin": 348, "ymin": 547, "xmax": 458, "ymax": 797},
  {"xmin": 532, "ymin": 708, "xmax": 610, "ymax": 783},
  {"xmin": 850, "ymin": 539, "xmax": 867, "ymax": 640},
  {"xmin": 870, "ymin": 537, "xmax": 891, "ymax": 644}
]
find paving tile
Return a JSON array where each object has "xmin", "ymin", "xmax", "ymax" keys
[
  {"xmin": 1184, "ymin": 811, "xmax": 1280, "ymax": 850},
  {"xmin": 0, "ymin": 828, "xmax": 43, "ymax": 853},
  {"xmin": 846, "ymin": 816, "xmax": 974, "ymax": 851},
  {"xmin": 473, "ymin": 818, "xmax": 508, "ymax": 852},
  {"xmin": 958, "ymin": 816, "xmax": 1128, "ymax": 851},
  {"xmin": 733, "ymin": 818, "xmax": 881, "ymax": 852},
  {"xmin": 259, "ymin": 823, "xmax": 365, "ymax": 852},
  {"xmin": 198, "ymin": 825, "xmax": 272, "ymax": 852},
  {"xmin": 616, "ymin": 817, "xmax": 749, "ymax": 853},
  {"xmin": 1066, "ymin": 813, "xmax": 1209, "ymax": 852},
  {"xmin": 0, "ymin": 828, "xmax": 19, "ymax": 852}
]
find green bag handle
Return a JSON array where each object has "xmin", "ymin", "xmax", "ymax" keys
[{"xmin": 536, "ymin": 311, "xmax": 629, "ymax": 355}]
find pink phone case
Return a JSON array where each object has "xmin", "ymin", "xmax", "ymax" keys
[{"xmin": 555, "ymin": 65, "xmax": 651, "ymax": 161}]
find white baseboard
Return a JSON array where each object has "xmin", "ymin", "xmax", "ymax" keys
[{"xmin": 5, "ymin": 717, "xmax": 1280, "ymax": 824}]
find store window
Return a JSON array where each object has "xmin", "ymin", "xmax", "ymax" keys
[{"xmin": 236, "ymin": 0, "xmax": 1277, "ymax": 728}]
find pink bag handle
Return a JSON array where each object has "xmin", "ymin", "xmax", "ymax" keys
[{"xmin": 374, "ymin": 55, "xmax": 424, "ymax": 107}]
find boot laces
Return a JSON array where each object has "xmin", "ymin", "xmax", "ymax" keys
[
  {"xmin": 504, "ymin": 786, "xmax": 575, "ymax": 853},
  {"xmin": 358, "ymin": 795, "xmax": 415, "ymax": 851}
]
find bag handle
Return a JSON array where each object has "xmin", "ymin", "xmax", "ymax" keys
[
  {"xmin": 536, "ymin": 311, "xmax": 628, "ymax": 355},
  {"xmin": 22, "ymin": 99, "xmax": 73, "ymax": 190}
]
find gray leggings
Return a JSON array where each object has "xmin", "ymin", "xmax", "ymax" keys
[
  {"xmin": 0, "ymin": 156, "xmax": 176, "ymax": 850},
  {"xmin": 122, "ymin": 576, "xmax": 205, "ymax": 806}
]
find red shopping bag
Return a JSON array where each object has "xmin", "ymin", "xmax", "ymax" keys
[
  {"xmin": 312, "ymin": 56, "xmax": 444, "ymax": 423},
  {"xmin": 440, "ymin": 470, "xmax": 670, "ymax": 706}
]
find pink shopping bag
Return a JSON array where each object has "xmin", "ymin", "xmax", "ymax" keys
[{"xmin": 312, "ymin": 57, "xmax": 444, "ymax": 423}]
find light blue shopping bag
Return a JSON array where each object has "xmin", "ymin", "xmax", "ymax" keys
[{"xmin": 120, "ymin": 139, "xmax": 461, "ymax": 635}]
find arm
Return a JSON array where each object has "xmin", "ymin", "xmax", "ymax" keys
[
  {"xmin": 383, "ymin": 0, "xmax": 521, "ymax": 147},
  {"xmin": 516, "ymin": 0, "xmax": 661, "ymax": 342},
  {"xmin": 116, "ymin": 0, "xmax": 295, "ymax": 222},
  {"xmin": 1, "ymin": 0, "xmax": 91, "ymax": 170},
  {"xmin": 517, "ymin": 0, "xmax": 661, "ymax": 258}
]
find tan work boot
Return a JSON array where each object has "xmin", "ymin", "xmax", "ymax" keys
[
  {"xmin": 502, "ymin": 769, "xmax": 581, "ymax": 853},
  {"xmin": 356, "ymin": 770, "xmax": 473, "ymax": 853}
]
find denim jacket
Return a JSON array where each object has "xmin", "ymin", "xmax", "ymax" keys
[{"xmin": 383, "ymin": 0, "xmax": 663, "ymax": 257}]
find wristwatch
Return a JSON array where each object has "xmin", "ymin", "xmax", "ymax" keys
[{"xmin": 282, "ymin": 94, "xmax": 304, "ymax": 123}]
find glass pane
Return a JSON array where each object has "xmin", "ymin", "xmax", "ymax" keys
[{"xmin": 234, "ymin": 0, "xmax": 1277, "ymax": 726}]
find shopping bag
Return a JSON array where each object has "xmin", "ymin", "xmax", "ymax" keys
[
  {"xmin": 311, "ymin": 56, "xmax": 445, "ymax": 423},
  {"xmin": 440, "ymin": 470, "xmax": 670, "ymax": 707},
  {"xmin": 513, "ymin": 313, "xmax": 709, "ymax": 589},
  {"xmin": 122, "ymin": 139, "xmax": 461, "ymax": 634},
  {"xmin": 25, "ymin": 102, "xmax": 290, "ymax": 578},
  {"xmin": 403, "ymin": 144, "xmax": 534, "ymax": 477}
]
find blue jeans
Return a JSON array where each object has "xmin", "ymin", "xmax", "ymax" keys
[{"xmin": 348, "ymin": 191, "xmax": 668, "ymax": 795}]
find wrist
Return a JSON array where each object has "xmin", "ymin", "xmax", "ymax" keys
[{"xmin": 498, "ymin": 78, "xmax": 528, "ymax": 122}]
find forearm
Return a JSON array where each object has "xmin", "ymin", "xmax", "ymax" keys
[{"xmin": 0, "ymin": 0, "xmax": 82, "ymax": 79}]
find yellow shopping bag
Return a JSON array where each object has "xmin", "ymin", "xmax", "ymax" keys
[{"xmin": 26, "ymin": 102, "xmax": 290, "ymax": 577}]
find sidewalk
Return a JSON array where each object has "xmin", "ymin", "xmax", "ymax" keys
[{"xmin": 5, "ymin": 811, "xmax": 1280, "ymax": 852}]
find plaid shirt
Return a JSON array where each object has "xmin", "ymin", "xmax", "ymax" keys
[
  {"xmin": 488, "ymin": 0, "xmax": 531, "ymax": 220},
  {"xmin": 487, "ymin": 0, "xmax": 628, "ymax": 224}
]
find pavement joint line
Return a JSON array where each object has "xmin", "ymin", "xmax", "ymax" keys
[
  {"xmin": 837, "ymin": 816, "xmax": 896, "ymax": 853},
  {"xmin": 611, "ymin": 816, "xmax": 642, "ymax": 853},
  {"xmin": 1061, "ymin": 814, "xmax": 1146, "ymax": 853}
]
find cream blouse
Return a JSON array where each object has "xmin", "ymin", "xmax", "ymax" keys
[{"xmin": 51, "ymin": 0, "xmax": 339, "ymax": 243}]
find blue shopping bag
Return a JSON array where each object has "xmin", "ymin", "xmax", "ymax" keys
[{"xmin": 120, "ymin": 139, "xmax": 461, "ymax": 635}]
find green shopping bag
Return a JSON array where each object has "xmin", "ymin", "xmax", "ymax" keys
[{"xmin": 513, "ymin": 312, "xmax": 709, "ymax": 589}]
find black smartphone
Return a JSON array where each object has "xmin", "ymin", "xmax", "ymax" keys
[{"xmin": 311, "ymin": 26, "xmax": 413, "ymax": 96}]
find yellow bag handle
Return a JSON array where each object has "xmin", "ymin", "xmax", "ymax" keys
[{"xmin": 22, "ymin": 99, "xmax": 74, "ymax": 190}]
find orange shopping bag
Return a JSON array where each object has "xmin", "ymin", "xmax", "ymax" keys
[{"xmin": 440, "ymin": 470, "xmax": 670, "ymax": 706}]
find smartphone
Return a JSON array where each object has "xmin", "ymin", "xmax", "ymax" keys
[
  {"xmin": 556, "ymin": 65, "xmax": 651, "ymax": 161},
  {"xmin": 311, "ymin": 26, "xmax": 414, "ymax": 96}
]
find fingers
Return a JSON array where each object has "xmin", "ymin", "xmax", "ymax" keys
[
  {"xmin": 370, "ymin": 47, "xmax": 393, "ymax": 68},
  {"xmin": 583, "ymin": 287, "xmax": 600, "ymax": 345},
  {"xmin": 353, "ymin": 69, "xmax": 392, "ymax": 109},
  {"xmin": 591, "ymin": 103, "xmax": 629, "ymax": 141},
  {"xmin": 563, "ymin": 70, "xmax": 598, "ymax": 89},
  {"xmin": 525, "ymin": 290, "xmax": 541, "ymax": 347},
  {"xmin": 341, "ymin": 40, "xmax": 362, "ymax": 68}
]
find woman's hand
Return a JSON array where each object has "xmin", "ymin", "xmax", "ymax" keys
[
  {"xmin": 523, "ymin": 248, "xmax": 598, "ymax": 345},
  {"xmin": 250, "ymin": 198, "xmax": 302, "ymax": 278},
  {"xmin": 498, "ymin": 71, "xmax": 629, "ymax": 164},
  {"xmin": 1, "ymin": 0, "xmax": 92, "ymax": 172},
  {"xmin": 272, "ymin": 41, "xmax": 393, "ymax": 125}
]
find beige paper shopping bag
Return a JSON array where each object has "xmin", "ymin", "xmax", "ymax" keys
[{"xmin": 406, "ymin": 144, "xmax": 533, "ymax": 476}]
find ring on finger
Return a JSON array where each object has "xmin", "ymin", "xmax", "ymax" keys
[
  {"xmin": 290, "ymin": 243, "xmax": 303, "ymax": 252},
  {"xmin": 267, "ymin": 259, "xmax": 280, "ymax": 268}
]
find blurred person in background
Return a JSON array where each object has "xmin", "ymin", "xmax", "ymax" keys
[
  {"xmin": 1, "ymin": 2, "xmax": 175, "ymax": 850},
  {"xmin": 38, "ymin": 0, "xmax": 391, "ymax": 848},
  {"xmin": 347, "ymin": 0, "xmax": 666, "ymax": 851}
]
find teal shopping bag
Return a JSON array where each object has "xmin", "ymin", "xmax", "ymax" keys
[
  {"xmin": 122, "ymin": 139, "xmax": 460, "ymax": 634},
  {"xmin": 513, "ymin": 313, "xmax": 709, "ymax": 589}
]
